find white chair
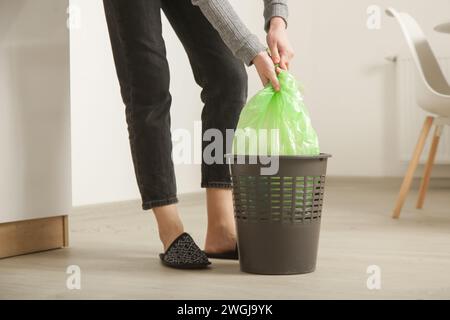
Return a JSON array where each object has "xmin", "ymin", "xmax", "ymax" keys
[{"xmin": 386, "ymin": 8, "xmax": 450, "ymax": 219}]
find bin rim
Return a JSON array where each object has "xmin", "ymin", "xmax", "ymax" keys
[{"xmin": 225, "ymin": 153, "xmax": 332, "ymax": 161}]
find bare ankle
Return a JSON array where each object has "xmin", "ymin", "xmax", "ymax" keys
[
  {"xmin": 152, "ymin": 204, "xmax": 184, "ymax": 250},
  {"xmin": 205, "ymin": 225, "xmax": 236, "ymax": 253},
  {"xmin": 159, "ymin": 226, "xmax": 184, "ymax": 250},
  {"xmin": 205, "ymin": 189, "xmax": 237, "ymax": 252}
]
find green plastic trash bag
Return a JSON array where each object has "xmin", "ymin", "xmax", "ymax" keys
[{"xmin": 232, "ymin": 70, "xmax": 320, "ymax": 156}]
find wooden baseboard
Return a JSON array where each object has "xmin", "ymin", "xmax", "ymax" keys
[{"xmin": 0, "ymin": 215, "xmax": 69, "ymax": 259}]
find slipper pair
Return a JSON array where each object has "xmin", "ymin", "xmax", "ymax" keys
[{"xmin": 159, "ymin": 233, "xmax": 238, "ymax": 269}]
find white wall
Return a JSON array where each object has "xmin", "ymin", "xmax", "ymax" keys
[
  {"xmin": 303, "ymin": 0, "xmax": 450, "ymax": 177},
  {"xmin": 70, "ymin": 0, "xmax": 205, "ymax": 206},
  {"xmin": 70, "ymin": 0, "xmax": 141, "ymax": 207},
  {"xmin": 0, "ymin": 0, "xmax": 71, "ymax": 223},
  {"xmin": 70, "ymin": 0, "xmax": 450, "ymax": 207}
]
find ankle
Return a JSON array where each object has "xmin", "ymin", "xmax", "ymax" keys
[
  {"xmin": 159, "ymin": 224, "xmax": 184, "ymax": 250},
  {"xmin": 205, "ymin": 226, "xmax": 236, "ymax": 253},
  {"xmin": 207, "ymin": 219, "xmax": 236, "ymax": 236},
  {"xmin": 152, "ymin": 204, "xmax": 184, "ymax": 250},
  {"xmin": 208, "ymin": 220, "xmax": 234, "ymax": 231}
]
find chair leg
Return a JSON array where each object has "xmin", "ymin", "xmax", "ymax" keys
[
  {"xmin": 416, "ymin": 125, "xmax": 442, "ymax": 209},
  {"xmin": 392, "ymin": 116, "xmax": 434, "ymax": 219}
]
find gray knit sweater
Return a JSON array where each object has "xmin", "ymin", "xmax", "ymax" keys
[{"xmin": 191, "ymin": 0, "xmax": 288, "ymax": 66}]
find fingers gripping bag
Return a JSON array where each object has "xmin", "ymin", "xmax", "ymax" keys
[{"xmin": 232, "ymin": 70, "xmax": 320, "ymax": 156}]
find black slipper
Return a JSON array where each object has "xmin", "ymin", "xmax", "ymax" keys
[
  {"xmin": 204, "ymin": 245, "xmax": 239, "ymax": 260},
  {"xmin": 159, "ymin": 233, "xmax": 211, "ymax": 269}
]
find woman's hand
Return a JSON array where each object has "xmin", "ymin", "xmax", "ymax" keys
[
  {"xmin": 266, "ymin": 17, "xmax": 294, "ymax": 70},
  {"xmin": 252, "ymin": 51, "xmax": 280, "ymax": 91}
]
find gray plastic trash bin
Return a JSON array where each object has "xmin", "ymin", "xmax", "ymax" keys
[{"xmin": 227, "ymin": 154, "xmax": 331, "ymax": 275}]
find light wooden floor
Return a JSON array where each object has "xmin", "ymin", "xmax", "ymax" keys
[{"xmin": 1, "ymin": 178, "xmax": 450, "ymax": 300}]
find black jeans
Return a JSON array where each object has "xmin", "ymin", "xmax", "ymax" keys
[{"xmin": 103, "ymin": 0, "xmax": 248, "ymax": 210}]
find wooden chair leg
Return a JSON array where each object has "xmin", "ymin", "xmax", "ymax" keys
[
  {"xmin": 392, "ymin": 116, "xmax": 434, "ymax": 219},
  {"xmin": 416, "ymin": 125, "xmax": 442, "ymax": 209}
]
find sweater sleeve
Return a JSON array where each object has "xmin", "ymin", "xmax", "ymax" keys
[
  {"xmin": 191, "ymin": 0, "xmax": 289, "ymax": 66},
  {"xmin": 191, "ymin": 0, "xmax": 266, "ymax": 66},
  {"xmin": 263, "ymin": 0, "xmax": 289, "ymax": 31}
]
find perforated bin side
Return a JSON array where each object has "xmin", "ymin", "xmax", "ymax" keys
[
  {"xmin": 231, "ymin": 175, "xmax": 326, "ymax": 224},
  {"xmin": 228, "ymin": 154, "xmax": 331, "ymax": 275}
]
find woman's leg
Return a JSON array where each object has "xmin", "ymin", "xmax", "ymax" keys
[
  {"xmin": 205, "ymin": 189, "xmax": 236, "ymax": 253},
  {"xmin": 161, "ymin": 0, "xmax": 248, "ymax": 253},
  {"xmin": 103, "ymin": 0, "xmax": 183, "ymax": 249}
]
